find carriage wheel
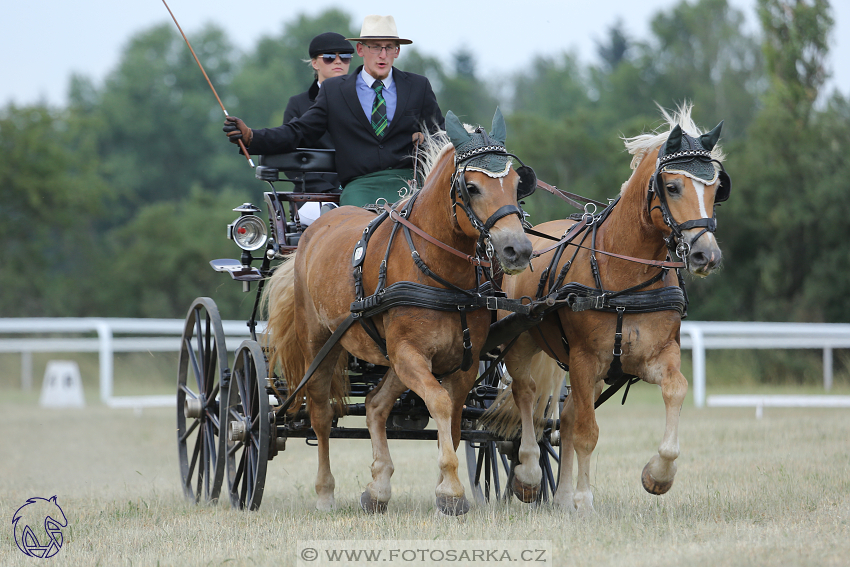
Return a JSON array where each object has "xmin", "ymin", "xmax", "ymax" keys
[
  {"xmin": 223, "ymin": 340, "xmax": 270, "ymax": 511},
  {"xmin": 465, "ymin": 438, "xmax": 512, "ymax": 504},
  {"xmin": 177, "ymin": 297, "xmax": 229, "ymax": 504},
  {"xmin": 464, "ymin": 361, "xmax": 564, "ymax": 505}
]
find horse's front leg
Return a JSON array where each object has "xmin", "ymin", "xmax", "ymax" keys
[
  {"xmin": 503, "ymin": 336, "xmax": 543, "ymax": 502},
  {"xmin": 553, "ymin": 380, "xmax": 602, "ymax": 511},
  {"xmin": 641, "ymin": 343, "xmax": 688, "ymax": 494},
  {"xmin": 360, "ymin": 369, "xmax": 408, "ymax": 513},
  {"xmin": 392, "ymin": 348, "xmax": 471, "ymax": 516}
]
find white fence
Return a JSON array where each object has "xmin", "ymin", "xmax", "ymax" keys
[
  {"xmin": 0, "ymin": 318, "xmax": 256, "ymax": 409},
  {"xmin": 1, "ymin": 318, "xmax": 849, "ymax": 411}
]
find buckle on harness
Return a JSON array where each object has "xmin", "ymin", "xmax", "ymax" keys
[
  {"xmin": 594, "ymin": 294, "xmax": 607, "ymax": 310},
  {"xmin": 486, "ymin": 296, "xmax": 500, "ymax": 310}
]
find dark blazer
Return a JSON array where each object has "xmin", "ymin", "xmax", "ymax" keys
[
  {"xmin": 282, "ymin": 80, "xmax": 339, "ymax": 193},
  {"xmin": 249, "ymin": 66, "xmax": 444, "ymax": 187}
]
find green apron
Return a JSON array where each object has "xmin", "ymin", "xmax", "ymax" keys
[{"xmin": 340, "ymin": 168, "xmax": 415, "ymax": 207}]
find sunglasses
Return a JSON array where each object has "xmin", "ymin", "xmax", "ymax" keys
[{"xmin": 321, "ymin": 53, "xmax": 353, "ymax": 64}]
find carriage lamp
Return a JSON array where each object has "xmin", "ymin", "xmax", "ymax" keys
[{"xmin": 228, "ymin": 203, "xmax": 267, "ymax": 251}]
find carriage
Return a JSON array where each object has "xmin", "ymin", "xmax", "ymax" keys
[
  {"xmin": 175, "ymin": 146, "xmax": 564, "ymax": 512},
  {"xmin": 175, "ymin": 105, "xmax": 729, "ymax": 514}
]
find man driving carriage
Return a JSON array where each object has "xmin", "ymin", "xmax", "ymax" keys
[{"xmin": 224, "ymin": 15, "xmax": 445, "ymax": 207}]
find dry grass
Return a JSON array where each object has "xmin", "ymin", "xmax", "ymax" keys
[{"xmin": 1, "ymin": 385, "xmax": 849, "ymax": 567}]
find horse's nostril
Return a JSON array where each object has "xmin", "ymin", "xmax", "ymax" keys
[
  {"xmin": 690, "ymin": 251, "xmax": 707, "ymax": 266},
  {"xmin": 503, "ymin": 246, "xmax": 517, "ymax": 261}
]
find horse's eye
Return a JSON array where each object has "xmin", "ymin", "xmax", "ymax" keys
[
  {"xmin": 666, "ymin": 183, "xmax": 680, "ymax": 195},
  {"xmin": 466, "ymin": 184, "xmax": 480, "ymax": 196}
]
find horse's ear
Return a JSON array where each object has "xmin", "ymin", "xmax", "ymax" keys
[
  {"xmin": 490, "ymin": 107, "xmax": 507, "ymax": 144},
  {"xmin": 664, "ymin": 124, "xmax": 683, "ymax": 156},
  {"xmin": 445, "ymin": 110, "xmax": 471, "ymax": 148},
  {"xmin": 699, "ymin": 120, "xmax": 723, "ymax": 151}
]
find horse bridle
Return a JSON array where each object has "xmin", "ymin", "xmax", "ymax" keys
[
  {"xmin": 449, "ymin": 127, "xmax": 537, "ymax": 259},
  {"xmin": 647, "ymin": 150, "xmax": 731, "ymax": 265}
]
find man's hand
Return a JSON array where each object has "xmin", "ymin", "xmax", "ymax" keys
[
  {"xmin": 223, "ymin": 116, "xmax": 253, "ymax": 147},
  {"xmin": 412, "ymin": 132, "xmax": 425, "ymax": 145}
]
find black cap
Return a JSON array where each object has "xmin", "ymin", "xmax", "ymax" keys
[{"xmin": 308, "ymin": 32, "xmax": 354, "ymax": 58}]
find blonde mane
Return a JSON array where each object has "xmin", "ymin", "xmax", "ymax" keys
[
  {"xmin": 622, "ymin": 102, "xmax": 726, "ymax": 169},
  {"xmin": 399, "ymin": 122, "xmax": 482, "ymax": 199}
]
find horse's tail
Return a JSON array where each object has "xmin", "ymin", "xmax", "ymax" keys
[
  {"xmin": 479, "ymin": 352, "xmax": 566, "ymax": 440},
  {"xmin": 262, "ymin": 253, "xmax": 349, "ymax": 415}
]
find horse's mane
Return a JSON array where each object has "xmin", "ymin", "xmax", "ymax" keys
[
  {"xmin": 400, "ymin": 122, "xmax": 480, "ymax": 199},
  {"xmin": 621, "ymin": 102, "xmax": 726, "ymax": 172}
]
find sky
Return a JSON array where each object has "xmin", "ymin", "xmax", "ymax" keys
[{"xmin": 2, "ymin": 0, "xmax": 848, "ymax": 108}]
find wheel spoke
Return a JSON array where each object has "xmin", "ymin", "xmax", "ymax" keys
[
  {"xmin": 180, "ymin": 418, "xmax": 200, "ymax": 443},
  {"xmin": 205, "ymin": 420, "xmax": 218, "ymax": 471},
  {"xmin": 542, "ymin": 438, "xmax": 559, "ymax": 461},
  {"xmin": 196, "ymin": 425, "xmax": 205, "ymax": 502},
  {"xmin": 227, "ymin": 439, "xmax": 244, "ymax": 457},
  {"xmin": 187, "ymin": 426, "xmax": 202, "ymax": 487},
  {"xmin": 180, "ymin": 383, "xmax": 198, "ymax": 399},
  {"xmin": 204, "ymin": 316, "xmax": 213, "ymax": 389},
  {"xmin": 186, "ymin": 337, "xmax": 203, "ymax": 393}
]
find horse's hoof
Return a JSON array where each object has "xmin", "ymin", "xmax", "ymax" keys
[
  {"xmin": 435, "ymin": 495, "xmax": 470, "ymax": 516},
  {"xmin": 641, "ymin": 462, "xmax": 675, "ymax": 495},
  {"xmin": 511, "ymin": 476, "xmax": 540, "ymax": 503},
  {"xmin": 359, "ymin": 491, "xmax": 387, "ymax": 514}
]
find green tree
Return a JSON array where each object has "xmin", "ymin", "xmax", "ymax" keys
[
  {"xmin": 230, "ymin": 9, "xmax": 360, "ymax": 129},
  {"xmin": 758, "ymin": 0, "xmax": 833, "ymax": 123},
  {"xmin": 688, "ymin": 0, "xmax": 841, "ymax": 322},
  {"xmin": 70, "ymin": 24, "xmax": 244, "ymax": 212},
  {"xmin": 0, "ymin": 104, "xmax": 110, "ymax": 316}
]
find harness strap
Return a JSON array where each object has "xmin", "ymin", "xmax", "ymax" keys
[
  {"xmin": 592, "ymin": 307, "xmax": 640, "ymax": 408},
  {"xmin": 275, "ymin": 313, "xmax": 358, "ymax": 418},
  {"xmin": 383, "ymin": 203, "xmax": 490, "ymax": 267},
  {"xmin": 531, "ymin": 218, "xmax": 589, "ymax": 258},
  {"xmin": 536, "ymin": 180, "xmax": 607, "ymax": 210}
]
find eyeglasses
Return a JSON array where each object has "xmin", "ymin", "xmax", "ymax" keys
[
  {"xmin": 321, "ymin": 53, "xmax": 353, "ymax": 64},
  {"xmin": 360, "ymin": 44, "xmax": 399, "ymax": 55}
]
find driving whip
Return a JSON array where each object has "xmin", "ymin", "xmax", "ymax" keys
[{"xmin": 161, "ymin": 0, "xmax": 254, "ymax": 167}]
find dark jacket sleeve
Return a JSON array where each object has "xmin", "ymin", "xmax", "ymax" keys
[
  {"xmin": 249, "ymin": 88, "xmax": 331, "ymax": 155},
  {"xmin": 421, "ymin": 79, "xmax": 445, "ymax": 133},
  {"xmin": 283, "ymin": 96, "xmax": 299, "ymax": 125}
]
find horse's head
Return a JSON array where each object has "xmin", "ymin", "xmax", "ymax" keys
[
  {"xmin": 645, "ymin": 117, "xmax": 730, "ymax": 277},
  {"xmin": 445, "ymin": 109, "xmax": 533, "ymax": 275}
]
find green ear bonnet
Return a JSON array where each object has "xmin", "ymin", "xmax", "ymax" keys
[
  {"xmin": 445, "ymin": 108, "xmax": 512, "ymax": 178},
  {"xmin": 656, "ymin": 122, "xmax": 723, "ymax": 186}
]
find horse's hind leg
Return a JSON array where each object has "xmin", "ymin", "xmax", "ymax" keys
[
  {"xmin": 641, "ymin": 345, "xmax": 688, "ymax": 494},
  {"xmin": 361, "ymin": 369, "xmax": 408, "ymax": 513},
  {"xmin": 304, "ymin": 348, "xmax": 345, "ymax": 511}
]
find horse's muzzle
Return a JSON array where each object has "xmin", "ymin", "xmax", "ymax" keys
[
  {"xmin": 686, "ymin": 231, "xmax": 722, "ymax": 276},
  {"xmin": 490, "ymin": 228, "xmax": 533, "ymax": 275}
]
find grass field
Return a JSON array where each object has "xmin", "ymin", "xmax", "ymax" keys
[{"xmin": 1, "ymin": 381, "xmax": 849, "ymax": 567}]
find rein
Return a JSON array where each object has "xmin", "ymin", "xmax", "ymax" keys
[{"xmin": 382, "ymin": 204, "xmax": 490, "ymax": 267}]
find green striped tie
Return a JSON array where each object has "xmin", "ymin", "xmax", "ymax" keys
[{"xmin": 370, "ymin": 80, "xmax": 387, "ymax": 138}]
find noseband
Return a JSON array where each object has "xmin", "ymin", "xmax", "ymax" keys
[{"xmin": 646, "ymin": 150, "xmax": 729, "ymax": 265}]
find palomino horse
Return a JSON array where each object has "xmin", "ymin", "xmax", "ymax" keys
[
  {"xmin": 484, "ymin": 104, "xmax": 729, "ymax": 512},
  {"xmin": 263, "ymin": 109, "xmax": 534, "ymax": 515}
]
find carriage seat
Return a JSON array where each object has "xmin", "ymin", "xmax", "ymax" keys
[{"xmin": 255, "ymin": 149, "xmax": 336, "ymax": 182}]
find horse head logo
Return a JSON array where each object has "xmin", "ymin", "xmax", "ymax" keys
[{"xmin": 12, "ymin": 496, "xmax": 68, "ymax": 558}]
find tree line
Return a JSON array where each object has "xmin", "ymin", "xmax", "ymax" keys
[{"xmin": 2, "ymin": 0, "xmax": 848, "ymax": 324}]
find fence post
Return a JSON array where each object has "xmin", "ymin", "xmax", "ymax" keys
[
  {"xmin": 21, "ymin": 351, "xmax": 32, "ymax": 391},
  {"xmin": 690, "ymin": 325, "xmax": 706, "ymax": 408},
  {"xmin": 96, "ymin": 320, "xmax": 114, "ymax": 404},
  {"xmin": 824, "ymin": 347, "xmax": 833, "ymax": 391}
]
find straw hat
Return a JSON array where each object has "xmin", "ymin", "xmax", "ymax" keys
[{"xmin": 346, "ymin": 15, "xmax": 412, "ymax": 45}]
